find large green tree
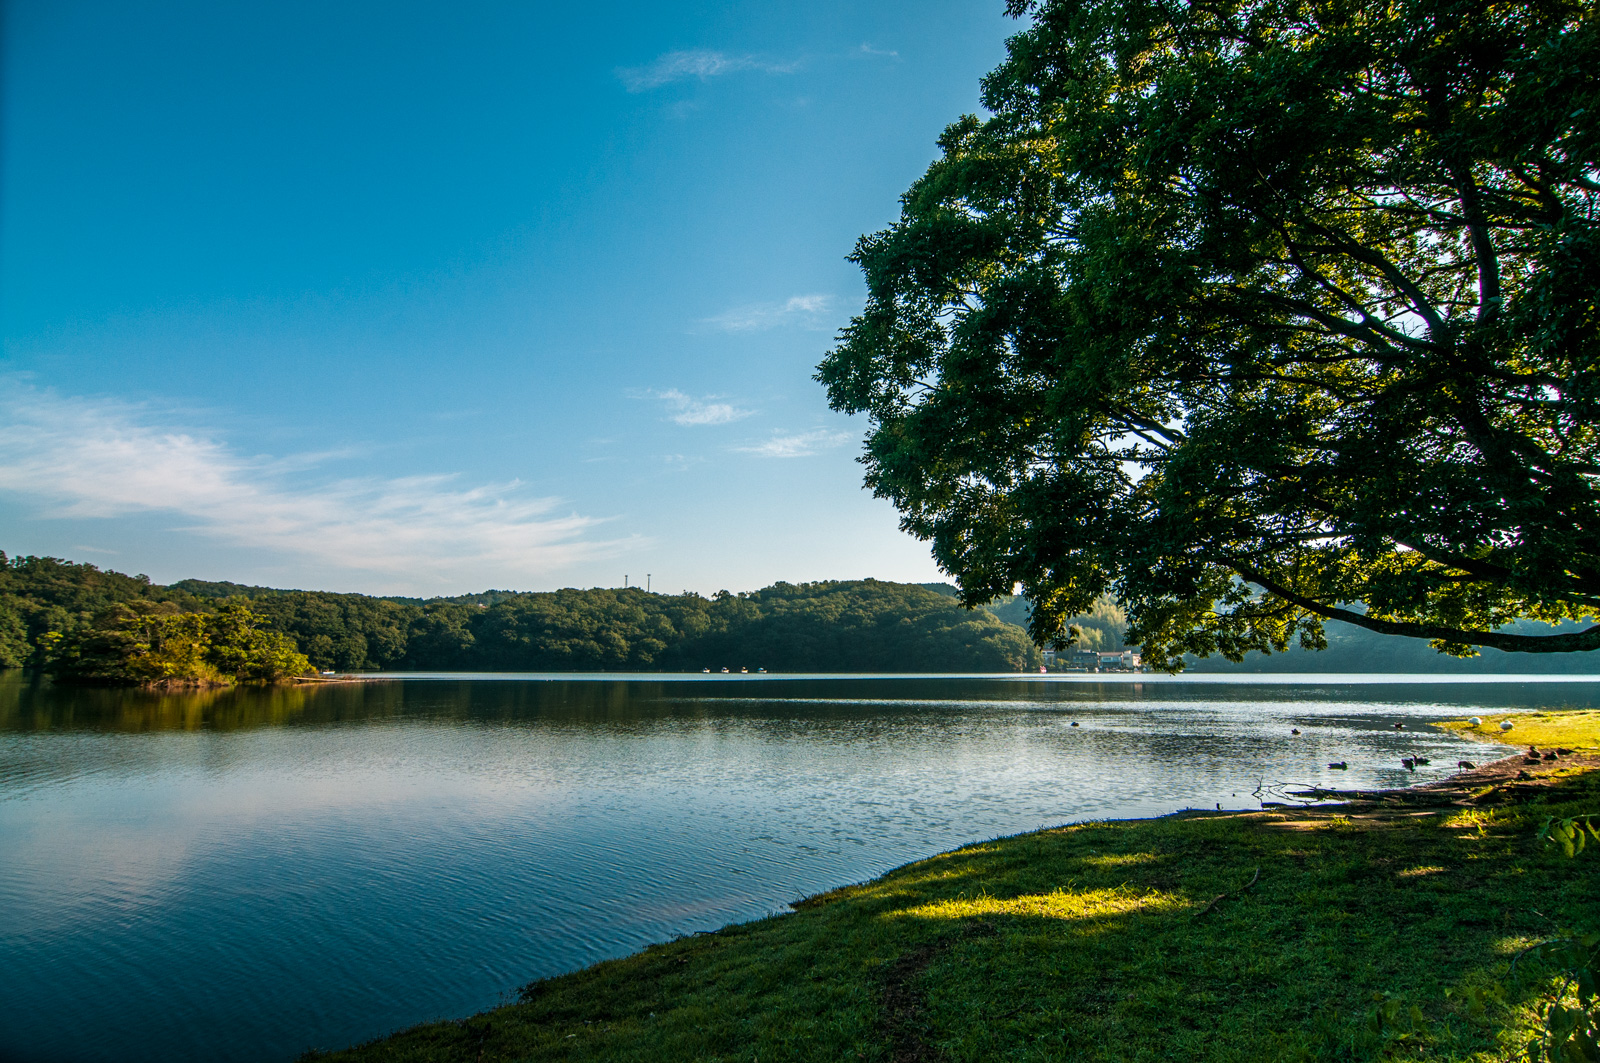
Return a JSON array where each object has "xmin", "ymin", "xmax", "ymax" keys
[{"xmin": 818, "ymin": 0, "xmax": 1600, "ymax": 667}]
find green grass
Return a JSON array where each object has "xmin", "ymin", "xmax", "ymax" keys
[
  {"xmin": 1438, "ymin": 710, "xmax": 1600, "ymax": 751},
  {"xmin": 310, "ymin": 771, "xmax": 1600, "ymax": 1063}
]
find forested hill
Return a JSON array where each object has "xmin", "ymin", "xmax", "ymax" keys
[
  {"xmin": 1182, "ymin": 618, "xmax": 1600, "ymax": 675},
  {"xmin": 0, "ymin": 553, "xmax": 1038, "ymax": 673},
  {"xmin": 5, "ymin": 552, "xmax": 1595, "ymax": 675}
]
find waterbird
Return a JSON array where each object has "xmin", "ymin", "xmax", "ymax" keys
[
  {"xmin": 1393, "ymin": 723, "xmax": 1405, "ymax": 730},
  {"xmin": 1544, "ymin": 751, "xmax": 1559, "ymax": 761},
  {"xmin": 1458, "ymin": 760, "xmax": 1476, "ymax": 769},
  {"xmin": 1415, "ymin": 757, "xmax": 1430, "ymax": 766},
  {"xmin": 1070, "ymin": 721, "xmax": 1079, "ymax": 727},
  {"xmin": 1468, "ymin": 716, "xmax": 1483, "ymax": 727},
  {"xmin": 1291, "ymin": 728, "xmax": 1301, "ymax": 735},
  {"xmin": 1402, "ymin": 757, "xmax": 1416, "ymax": 771},
  {"xmin": 1557, "ymin": 748, "xmax": 1574, "ymax": 755},
  {"xmin": 1500, "ymin": 720, "xmax": 1515, "ymax": 732},
  {"xmin": 1329, "ymin": 761, "xmax": 1348, "ymax": 770}
]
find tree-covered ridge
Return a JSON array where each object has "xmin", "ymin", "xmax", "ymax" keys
[
  {"xmin": 0, "ymin": 553, "xmax": 1042, "ymax": 674},
  {"xmin": 237, "ymin": 579, "xmax": 1041, "ymax": 673}
]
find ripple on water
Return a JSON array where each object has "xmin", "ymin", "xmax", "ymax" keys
[{"xmin": 0, "ymin": 673, "xmax": 1569, "ymax": 1063}]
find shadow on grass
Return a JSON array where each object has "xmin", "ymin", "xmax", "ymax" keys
[{"xmin": 308, "ymin": 771, "xmax": 1600, "ymax": 1063}]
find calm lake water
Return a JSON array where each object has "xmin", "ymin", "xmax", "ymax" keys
[{"xmin": 2, "ymin": 672, "xmax": 1595, "ymax": 1063}]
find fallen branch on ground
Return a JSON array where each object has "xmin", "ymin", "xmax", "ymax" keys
[{"xmin": 1195, "ymin": 868, "xmax": 1260, "ymax": 918}]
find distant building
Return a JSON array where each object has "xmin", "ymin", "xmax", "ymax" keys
[
  {"xmin": 1042, "ymin": 647, "xmax": 1101, "ymax": 671},
  {"xmin": 1097, "ymin": 650, "xmax": 1141, "ymax": 671}
]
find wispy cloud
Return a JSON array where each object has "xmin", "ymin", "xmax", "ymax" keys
[
  {"xmin": 735, "ymin": 429, "xmax": 854, "ymax": 459},
  {"xmin": 0, "ymin": 382, "xmax": 633, "ymax": 587},
  {"xmin": 662, "ymin": 453, "xmax": 705, "ymax": 471},
  {"xmin": 618, "ymin": 50, "xmax": 801, "ymax": 92},
  {"xmin": 654, "ymin": 388, "xmax": 753, "ymax": 426},
  {"xmin": 704, "ymin": 294, "xmax": 833, "ymax": 333},
  {"xmin": 856, "ymin": 43, "xmax": 900, "ymax": 59}
]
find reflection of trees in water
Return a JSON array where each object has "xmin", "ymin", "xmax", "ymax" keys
[
  {"xmin": 3, "ymin": 676, "xmax": 1044, "ymax": 733},
  {"xmin": 0, "ymin": 676, "xmax": 698, "ymax": 733},
  {"xmin": 0, "ymin": 676, "xmax": 321, "ymax": 732},
  {"xmin": 14, "ymin": 673, "xmax": 1600, "ymax": 734}
]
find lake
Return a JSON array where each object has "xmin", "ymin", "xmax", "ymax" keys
[{"xmin": 2, "ymin": 672, "xmax": 1594, "ymax": 1063}]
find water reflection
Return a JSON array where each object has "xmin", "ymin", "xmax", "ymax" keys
[
  {"xmin": 8, "ymin": 672, "xmax": 1600, "ymax": 734},
  {"xmin": 0, "ymin": 672, "xmax": 1594, "ymax": 1063}
]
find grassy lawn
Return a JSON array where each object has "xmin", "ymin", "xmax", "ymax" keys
[
  {"xmin": 1436, "ymin": 710, "xmax": 1600, "ymax": 752},
  {"xmin": 310, "ymin": 748, "xmax": 1600, "ymax": 1062}
]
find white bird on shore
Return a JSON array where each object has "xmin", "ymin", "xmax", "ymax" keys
[
  {"xmin": 1500, "ymin": 720, "xmax": 1515, "ymax": 732},
  {"xmin": 1468, "ymin": 717, "xmax": 1483, "ymax": 727}
]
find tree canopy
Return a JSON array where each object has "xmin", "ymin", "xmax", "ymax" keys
[
  {"xmin": 221, "ymin": 579, "xmax": 1042, "ymax": 674},
  {"xmin": 817, "ymin": 0, "xmax": 1600, "ymax": 668},
  {"xmin": 44, "ymin": 601, "xmax": 313, "ymax": 687}
]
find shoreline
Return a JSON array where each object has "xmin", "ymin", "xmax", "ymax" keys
[
  {"xmin": 308, "ymin": 719, "xmax": 1600, "ymax": 1062},
  {"xmin": 306, "ymin": 669, "xmax": 1600, "ymax": 684}
]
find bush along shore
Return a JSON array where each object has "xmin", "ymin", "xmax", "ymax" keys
[
  {"xmin": 42, "ymin": 601, "xmax": 313, "ymax": 689},
  {"xmin": 306, "ymin": 721, "xmax": 1600, "ymax": 1062}
]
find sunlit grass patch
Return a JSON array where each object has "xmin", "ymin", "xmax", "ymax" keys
[
  {"xmin": 1492, "ymin": 934, "xmax": 1547, "ymax": 955},
  {"xmin": 1439, "ymin": 709, "xmax": 1600, "ymax": 749},
  {"xmin": 896, "ymin": 882, "xmax": 1181, "ymax": 923},
  {"xmin": 1079, "ymin": 849, "xmax": 1164, "ymax": 868},
  {"xmin": 1445, "ymin": 806, "xmax": 1507, "ymax": 835}
]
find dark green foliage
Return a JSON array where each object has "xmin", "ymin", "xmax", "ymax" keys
[
  {"xmin": 1526, "ymin": 814, "xmax": 1600, "ymax": 1061},
  {"xmin": 167, "ymin": 578, "xmax": 292, "ymax": 600},
  {"xmin": 0, "ymin": 604, "xmax": 29, "ymax": 669},
  {"xmin": 818, "ymin": 0, "xmax": 1600, "ymax": 668},
  {"xmin": 0, "ymin": 552, "xmax": 204, "ymax": 667},
  {"xmin": 668, "ymin": 580, "xmax": 1040, "ymax": 673},
  {"xmin": 243, "ymin": 594, "xmax": 416, "ymax": 672},
  {"xmin": 0, "ymin": 552, "xmax": 1039, "ymax": 673},
  {"xmin": 410, "ymin": 581, "xmax": 1040, "ymax": 673}
]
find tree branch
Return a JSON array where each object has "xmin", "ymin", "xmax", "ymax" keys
[
  {"xmin": 1450, "ymin": 163, "xmax": 1503, "ymax": 324},
  {"xmin": 1231, "ymin": 562, "xmax": 1600, "ymax": 653}
]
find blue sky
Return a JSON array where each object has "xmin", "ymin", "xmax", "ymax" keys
[{"xmin": 0, "ymin": 1, "xmax": 1016, "ymax": 595}]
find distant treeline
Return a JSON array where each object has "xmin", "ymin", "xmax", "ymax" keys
[
  {"xmin": 1183, "ymin": 618, "xmax": 1600, "ymax": 674},
  {"xmin": 0, "ymin": 553, "xmax": 1040, "ymax": 674},
  {"xmin": 6, "ymin": 551, "xmax": 1593, "ymax": 676}
]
